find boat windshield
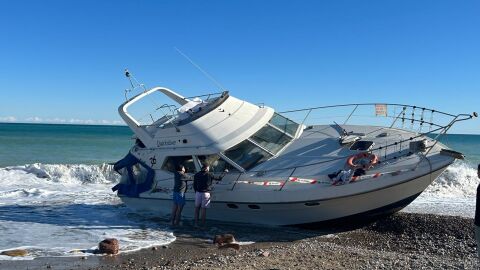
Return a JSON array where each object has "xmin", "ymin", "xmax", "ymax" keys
[
  {"xmin": 250, "ymin": 125, "xmax": 292, "ymax": 154},
  {"xmin": 269, "ymin": 113, "xmax": 299, "ymax": 137},
  {"xmin": 223, "ymin": 113, "xmax": 299, "ymax": 170},
  {"xmin": 224, "ymin": 140, "xmax": 272, "ymax": 170}
]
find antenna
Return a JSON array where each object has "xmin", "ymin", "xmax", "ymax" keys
[
  {"xmin": 174, "ymin": 47, "xmax": 226, "ymax": 92},
  {"xmin": 124, "ymin": 69, "xmax": 147, "ymax": 101}
]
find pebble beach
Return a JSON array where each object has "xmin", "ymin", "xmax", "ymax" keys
[{"xmin": 1, "ymin": 212, "xmax": 477, "ymax": 270}]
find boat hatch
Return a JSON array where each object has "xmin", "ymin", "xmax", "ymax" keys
[{"xmin": 350, "ymin": 140, "xmax": 375, "ymax": 151}]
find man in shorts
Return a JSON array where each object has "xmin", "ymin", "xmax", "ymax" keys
[
  {"xmin": 171, "ymin": 165, "xmax": 192, "ymax": 226},
  {"xmin": 193, "ymin": 163, "xmax": 227, "ymax": 227}
]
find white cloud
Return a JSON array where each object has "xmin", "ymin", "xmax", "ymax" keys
[
  {"xmin": 48, "ymin": 118, "xmax": 67, "ymax": 123},
  {"xmin": 1, "ymin": 115, "xmax": 125, "ymax": 126},
  {"xmin": 0, "ymin": 116, "xmax": 17, "ymax": 122},
  {"xmin": 19, "ymin": 116, "xmax": 125, "ymax": 126},
  {"xmin": 25, "ymin": 116, "xmax": 43, "ymax": 122}
]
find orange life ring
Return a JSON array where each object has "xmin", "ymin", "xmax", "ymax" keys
[{"xmin": 347, "ymin": 152, "xmax": 378, "ymax": 169}]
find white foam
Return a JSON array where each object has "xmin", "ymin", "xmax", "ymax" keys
[
  {"xmin": 4, "ymin": 163, "xmax": 119, "ymax": 185},
  {"xmin": 0, "ymin": 164, "xmax": 175, "ymax": 260},
  {"xmin": 423, "ymin": 160, "xmax": 479, "ymax": 198},
  {"xmin": 404, "ymin": 160, "xmax": 479, "ymax": 218}
]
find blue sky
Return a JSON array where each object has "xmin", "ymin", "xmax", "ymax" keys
[{"xmin": 0, "ymin": 1, "xmax": 479, "ymax": 133}]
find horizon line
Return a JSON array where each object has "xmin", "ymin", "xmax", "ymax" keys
[{"xmin": 1, "ymin": 121, "xmax": 479, "ymax": 135}]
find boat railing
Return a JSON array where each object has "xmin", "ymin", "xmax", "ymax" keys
[
  {"xmin": 231, "ymin": 104, "xmax": 475, "ymax": 191},
  {"xmin": 135, "ymin": 91, "xmax": 226, "ymax": 127},
  {"xmin": 135, "ymin": 104, "xmax": 179, "ymax": 127},
  {"xmin": 126, "ymin": 92, "xmax": 225, "ymax": 127},
  {"xmin": 121, "ymin": 70, "xmax": 227, "ymax": 127},
  {"xmin": 182, "ymin": 91, "xmax": 226, "ymax": 103}
]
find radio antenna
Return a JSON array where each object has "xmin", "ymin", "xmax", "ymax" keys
[{"xmin": 174, "ymin": 47, "xmax": 226, "ymax": 92}]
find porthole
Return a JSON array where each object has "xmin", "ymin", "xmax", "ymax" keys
[
  {"xmin": 305, "ymin": 202, "xmax": 320, "ymax": 206},
  {"xmin": 227, "ymin": 203, "xmax": 238, "ymax": 209},
  {"xmin": 248, "ymin": 205, "xmax": 261, "ymax": 210}
]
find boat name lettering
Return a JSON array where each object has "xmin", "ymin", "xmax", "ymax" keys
[{"xmin": 157, "ymin": 140, "xmax": 177, "ymax": 147}]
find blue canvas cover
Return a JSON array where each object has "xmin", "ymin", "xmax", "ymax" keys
[{"xmin": 112, "ymin": 153, "xmax": 155, "ymax": 197}]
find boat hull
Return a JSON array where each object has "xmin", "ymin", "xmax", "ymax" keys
[{"xmin": 118, "ymin": 166, "xmax": 446, "ymax": 226}]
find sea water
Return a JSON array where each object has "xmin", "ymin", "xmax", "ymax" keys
[
  {"xmin": 0, "ymin": 123, "xmax": 175, "ymax": 260},
  {"xmin": 0, "ymin": 123, "xmax": 479, "ymax": 259}
]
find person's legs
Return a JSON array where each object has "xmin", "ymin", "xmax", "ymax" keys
[
  {"xmin": 172, "ymin": 192, "xmax": 185, "ymax": 225},
  {"xmin": 170, "ymin": 204, "xmax": 178, "ymax": 225},
  {"xmin": 476, "ymin": 225, "xmax": 480, "ymax": 259},
  {"xmin": 200, "ymin": 192, "xmax": 211, "ymax": 226},
  {"xmin": 174, "ymin": 193, "xmax": 186, "ymax": 225},
  {"xmin": 200, "ymin": 208, "xmax": 207, "ymax": 226},
  {"xmin": 171, "ymin": 193, "xmax": 180, "ymax": 226},
  {"xmin": 194, "ymin": 192, "xmax": 202, "ymax": 227},
  {"xmin": 175, "ymin": 205, "xmax": 184, "ymax": 225},
  {"xmin": 194, "ymin": 207, "xmax": 200, "ymax": 227}
]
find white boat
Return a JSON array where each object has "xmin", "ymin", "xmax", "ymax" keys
[{"xmin": 112, "ymin": 77, "xmax": 475, "ymax": 226}]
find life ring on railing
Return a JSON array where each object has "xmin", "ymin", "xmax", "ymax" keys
[{"xmin": 347, "ymin": 152, "xmax": 378, "ymax": 169}]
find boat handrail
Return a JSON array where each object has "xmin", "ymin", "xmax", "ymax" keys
[
  {"xmin": 279, "ymin": 103, "xmax": 457, "ymax": 118},
  {"xmin": 231, "ymin": 105, "xmax": 475, "ymax": 191},
  {"xmin": 120, "ymin": 87, "xmax": 229, "ymax": 129},
  {"xmin": 182, "ymin": 91, "xmax": 228, "ymax": 102},
  {"xmin": 152, "ymin": 105, "xmax": 473, "ymax": 192}
]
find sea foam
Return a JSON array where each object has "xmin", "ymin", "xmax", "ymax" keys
[
  {"xmin": 3, "ymin": 163, "xmax": 119, "ymax": 184},
  {"xmin": 424, "ymin": 160, "xmax": 479, "ymax": 198},
  {"xmin": 0, "ymin": 163, "xmax": 175, "ymax": 260},
  {"xmin": 404, "ymin": 160, "xmax": 480, "ymax": 218}
]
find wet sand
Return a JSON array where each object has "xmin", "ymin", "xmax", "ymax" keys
[{"xmin": 1, "ymin": 212, "xmax": 478, "ymax": 270}]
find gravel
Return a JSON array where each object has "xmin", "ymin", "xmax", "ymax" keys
[{"xmin": 1, "ymin": 212, "xmax": 478, "ymax": 270}]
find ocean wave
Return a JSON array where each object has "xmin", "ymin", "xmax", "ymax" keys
[
  {"xmin": 424, "ymin": 160, "xmax": 479, "ymax": 198},
  {"xmin": 1, "ymin": 163, "xmax": 119, "ymax": 185},
  {"xmin": 0, "ymin": 188, "xmax": 49, "ymax": 198}
]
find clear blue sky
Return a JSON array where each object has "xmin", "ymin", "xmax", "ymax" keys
[{"xmin": 0, "ymin": 1, "xmax": 479, "ymax": 133}]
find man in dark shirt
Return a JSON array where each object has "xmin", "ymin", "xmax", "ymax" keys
[
  {"xmin": 476, "ymin": 164, "xmax": 480, "ymax": 258},
  {"xmin": 193, "ymin": 163, "xmax": 227, "ymax": 227},
  {"xmin": 171, "ymin": 165, "xmax": 192, "ymax": 226}
]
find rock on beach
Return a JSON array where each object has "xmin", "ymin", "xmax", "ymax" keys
[
  {"xmin": 98, "ymin": 238, "xmax": 119, "ymax": 255},
  {"xmin": 1, "ymin": 249, "xmax": 28, "ymax": 257}
]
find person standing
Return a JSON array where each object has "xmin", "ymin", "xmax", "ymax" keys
[
  {"xmin": 193, "ymin": 163, "xmax": 227, "ymax": 227},
  {"xmin": 171, "ymin": 165, "xmax": 192, "ymax": 226},
  {"xmin": 476, "ymin": 164, "xmax": 480, "ymax": 258}
]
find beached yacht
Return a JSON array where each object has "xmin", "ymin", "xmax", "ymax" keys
[{"xmin": 112, "ymin": 80, "xmax": 475, "ymax": 225}]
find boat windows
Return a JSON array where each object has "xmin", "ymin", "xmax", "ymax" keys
[
  {"xmin": 224, "ymin": 140, "xmax": 272, "ymax": 170},
  {"xmin": 250, "ymin": 125, "xmax": 292, "ymax": 154},
  {"xmin": 221, "ymin": 113, "xmax": 299, "ymax": 171},
  {"xmin": 305, "ymin": 202, "xmax": 320, "ymax": 207},
  {"xmin": 227, "ymin": 203, "xmax": 239, "ymax": 209},
  {"xmin": 269, "ymin": 113, "xmax": 299, "ymax": 137},
  {"xmin": 350, "ymin": 140, "xmax": 375, "ymax": 151},
  {"xmin": 161, "ymin": 156, "xmax": 196, "ymax": 173},
  {"xmin": 197, "ymin": 155, "xmax": 239, "ymax": 173}
]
